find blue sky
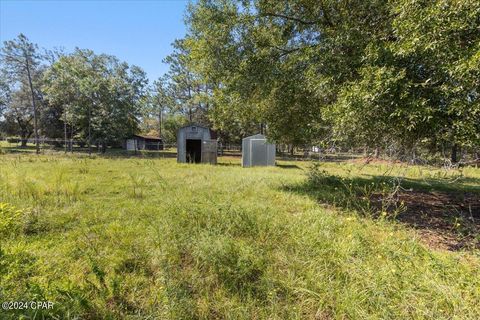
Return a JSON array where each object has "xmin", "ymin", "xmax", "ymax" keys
[{"xmin": 0, "ymin": 0, "xmax": 190, "ymax": 83}]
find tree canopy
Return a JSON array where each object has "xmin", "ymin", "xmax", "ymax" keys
[
  {"xmin": 42, "ymin": 49, "xmax": 148, "ymax": 151},
  {"xmin": 180, "ymin": 0, "xmax": 480, "ymax": 159}
]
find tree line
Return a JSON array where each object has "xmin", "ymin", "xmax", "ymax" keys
[
  {"xmin": 0, "ymin": 35, "xmax": 192, "ymax": 154},
  {"xmin": 0, "ymin": 35, "xmax": 147, "ymax": 153},
  {"xmin": 1, "ymin": 0, "xmax": 479, "ymax": 162}
]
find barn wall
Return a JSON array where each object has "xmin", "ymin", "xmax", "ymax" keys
[
  {"xmin": 126, "ymin": 137, "xmax": 162, "ymax": 151},
  {"xmin": 126, "ymin": 139, "xmax": 136, "ymax": 151},
  {"xmin": 138, "ymin": 139, "xmax": 145, "ymax": 150}
]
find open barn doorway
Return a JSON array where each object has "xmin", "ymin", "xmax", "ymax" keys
[{"xmin": 186, "ymin": 139, "xmax": 202, "ymax": 163}]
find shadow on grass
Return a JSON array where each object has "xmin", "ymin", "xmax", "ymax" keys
[
  {"xmin": 277, "ymin": 153, "xmax": 362, "ymax": 162},
  {"xmin": 276, "ymin": 164, "xmax": 302, "ymax": 169},
  {"xmin": 0, "ymin": 145, "xmax": 179, "ymax": 159},
  {"xmin": 100, "ymin": 150, "xmax": 178, "ymax": 159},
  {"xmin": 363, "ymin": 174, "xmax": 480, "ymax": 193},
  {"xmin": 0, "ymin": 145, "xmax": 38, "ymax": 153},
  {"xmin": 217, "ymin": 162, "xmax": 241, "ymax": 167},
  {"xmin": 220, "ymin": 151, "xmax": 242, "ymax": 157},
  {"xmin": 281, "ymin": 168, "xmax": 480, "ymax": 251},
  {"xmin": 453, "ymin": 176, "xmax": 480, "ymax": 187}
]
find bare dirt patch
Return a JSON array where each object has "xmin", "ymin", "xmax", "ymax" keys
[{"xmin": 392, "ymin": 191, "xmax": 479, "ymax": 251}]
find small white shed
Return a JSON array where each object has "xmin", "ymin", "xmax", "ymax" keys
[
  {"xmin": 242, "ymin": 134, "xmax": 276, "ymax": 167},
  {"xmin": 177, "ymin": 124, "xmax": 217, "ymax": 164}
]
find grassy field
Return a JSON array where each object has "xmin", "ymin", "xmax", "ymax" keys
[{"xmin": 0, "ymin": 153, "xmax": 479, "ymax": 319}]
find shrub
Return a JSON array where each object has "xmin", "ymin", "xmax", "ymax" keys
[{"xmin": 307, "ymin": 163, "xmax": 406, "ymax": 218}]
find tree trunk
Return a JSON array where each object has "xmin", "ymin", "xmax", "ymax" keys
[
  {"xmin": 25, "ymin": 56, "xmax": 40, "ymax": 154},
  {"xmin": 374, "ymin": 147, "xmax": 380, "ymax": 158},
  {"xmin": 451, "ymin": 144, "xmax": 458, "ymax": 163},
  {"xmin": 64, "ymin": 111, "xmax": 67, "ymax": 154},
  {"xmin": 70, "ymin": 123, "xmax": 74, "ymax": 153},
  {"xmin": 158, "ymin": 107, "xmax": 163, "ymax": 137},
  {"xmin": 88, "ymin": 103, "xmax": 92, "ymax": 156},
  {"xmin": 20, "ymin": 131, "xmax": 31, "ymax": 148}
]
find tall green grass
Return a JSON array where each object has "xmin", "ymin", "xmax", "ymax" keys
[{"xmin": 0, "ymin": 154, "xmax": 478, "ymax": 319}]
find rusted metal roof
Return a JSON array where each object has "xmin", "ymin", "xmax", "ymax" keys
[{"xmin": 132, "ymin": 134, "xmax": 163, "ymax": 141}]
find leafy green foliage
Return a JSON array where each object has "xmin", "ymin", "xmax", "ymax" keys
[
  {"xmin": 183, "ymin": 0, "xmax": 480, "ymax": 158},
  {"xmin": 42, "ymin": 49, "xmax": 148, "ymax": 149},
  {"xmin": 0, "ymin": 34, "xmax": 44, "ymax": 147},
  {"xmin": 163, "ymin": 39, "xmax": 211, "ymax": 124},
  {"xmin": 390, "ymin": 0, "xmax": 480, "ymax": 152}
]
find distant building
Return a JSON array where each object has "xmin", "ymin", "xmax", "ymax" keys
[
  {"xmin": 125, "ymin": 135, "xmax": 163, "ymax": 151},
  {"xmin": 242, "ymin": 134, "xmax": 276, "ymax": 167},
  {"xmin": 177, "ymin": 124, "xmax": 217, "ymax": 164}
]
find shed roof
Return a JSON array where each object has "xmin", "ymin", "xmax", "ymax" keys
[
  {"xmin": 179, "ymin": 124, "xmax": 217, "ymax": 140},
  {"xmin": 132, "ymin": 134, "xmax": 163, "ymax": 141},
  {"xmin": 243, "ymin": 134, "xmax": 266, "ymax": 140}
]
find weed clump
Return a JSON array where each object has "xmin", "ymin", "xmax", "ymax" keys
[
  {"xmin": 0, "ymin": 202, "xmax": 23, "ymax": 237},
  {"xmin": 0, "ymin": 203, "xmax": 47, "ymax": 237},
  {"xmin": 307, "ymin": 162, "xmax": 406, "ymax": 218},
  {"xmin": 195, "ymin": 237, "xmax": 268, "ymax": 297}
]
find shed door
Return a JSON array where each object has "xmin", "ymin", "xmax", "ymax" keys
[
  {"xmin": 202, "ymin": 140, "xmax": 217, "ymax": 164},
  {"xmin": 251, "ymin": 139, "xmax": 268, "ymax": 166},
  {"xmin": 186, "ymin": 139, "xmax": 202, "ymax": 163}
]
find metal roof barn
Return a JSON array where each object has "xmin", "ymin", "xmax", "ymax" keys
[
  {"xmin": 177, "ymin": 124, "xmax": 217, "ymax": 164},
  {"xmin": 242, "ymin": 134, "xmax": 276, "ymax": 167},
  {"xmin": 125, "ymin": 135, "xmax": 163, "ymax": 151}
]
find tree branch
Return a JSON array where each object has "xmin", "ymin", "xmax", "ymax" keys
[
  {"xmin": 319, "ymin": 1, "xmax": 334, "ymax": 27},
  {"xmin": 261, "ymin": 12, "xmax": 320, "ymax": 25},
  {"xmin": 268, "ymin": 43, "xmax": 320, "ymax": 57}
]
